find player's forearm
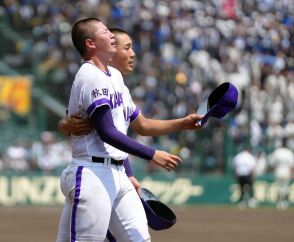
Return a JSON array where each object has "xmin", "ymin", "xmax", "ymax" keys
[
  {"xmin": 123, "ymin": 158, "xmax": 133, "ymax": 177},
  {"xmin": 132, "ymin": 116, "xmax": 184, "ymax": 136}
]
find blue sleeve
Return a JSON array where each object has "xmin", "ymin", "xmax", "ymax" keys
[
  {"xmin": 90, "ymin": 105, "xmax": 155, "ymax": 161},
  {"xmin": 123, "ymin": 158, "xmax": 133, "ymax": 177}
]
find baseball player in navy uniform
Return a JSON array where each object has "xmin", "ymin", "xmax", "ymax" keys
[{"xmin": 56, "ymin": 18, "xmax": 203, "ymax": 242}]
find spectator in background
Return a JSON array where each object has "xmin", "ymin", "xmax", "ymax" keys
[
  {"xmin": 269, "ymin": 138, "xmax": 294, "ymax": 210},
  {"xmin": 232, "ymin": 146, "xmax": 258, "ymax": 209},
  {"xmin": 31, "ymin": 131, "xmax": 71, "ymax": 172},
  {"xmin": 4, "ymin": 139, "xmax": 29, "ymax": 171},
  {"xmin": 254, "ymin": 149, "xmax": 268, "ymax": 177}
]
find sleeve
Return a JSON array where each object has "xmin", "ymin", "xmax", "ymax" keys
[
  {"xmin": 91, "ymin": 105, "xmax": 155, "ymax": 161},
  {"xmin": 130, "ymin": 106, "xmax": 141, "ymax": 123},
  {"xmin": 123, "ymin": 158, "xmax": 133, "ymax": 177},
  {"xmin": 81, "ymin": 73, "xmax": 112, "ymax": 116}
]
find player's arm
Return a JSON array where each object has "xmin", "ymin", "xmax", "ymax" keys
[
  {"xmin": 90, "ymin": 105, "xmax": 181, "ymax": 171},
  {"xmin": 129, "ymin": 175, "xmax": 141, "ymax": 194},
  {"xmin": 130, "ymin": 113, "xmax": 203, "ymax": 137},
  {"xmin": 66, "ymin": 87, "xmax": 141, "ymax": 190},
  {"xmin": 124, "ymin": 158, "xmax": 141, "ymax": 194},
  {"xmin": 58, "ymin": 113, "xmax": 92, "ymax": 136}
]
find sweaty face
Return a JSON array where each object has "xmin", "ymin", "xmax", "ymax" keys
[
  {"xmin": 89, "ymin": 22, "xmax": 117, "ymax": 58},
  {"xmin": 110, "ymin": 33, "xmax": 135, "ymax": 75}
]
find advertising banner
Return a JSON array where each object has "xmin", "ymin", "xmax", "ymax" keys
[{"xmin": 0, "ymin": 173, "xmax": 293, "ymax": 207}]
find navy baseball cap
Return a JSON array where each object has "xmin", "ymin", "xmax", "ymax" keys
[
  {"xmin": 140, "ymin": 188, "xmax": 176, "ymax": 231},
  {"xmin": 197, "ymin": 82, "xmax": 238, "ymax": 125}
]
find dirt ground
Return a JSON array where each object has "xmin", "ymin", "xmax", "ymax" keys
[{"xmin": 0, "ymin": 205, "xmax": 293, "ymax": 242}]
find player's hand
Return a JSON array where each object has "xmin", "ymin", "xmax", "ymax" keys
[
  {"xmin": 70, "ymin": 113, "xmax": 92, "ymax": 135},
  {"xmin": 63, "ymin": 113, "xmax": 92, "ymax": 136},
  {"xmin": 151, "ymin": 150, "xmax": 182, "ymax": 172},
  {"xmin": 182, "ymin": 113, "xmax": 204, "ymax": 130},
  {"xmin": 129, "ymin": 176, "xmax": 141, "ymax": 194}
]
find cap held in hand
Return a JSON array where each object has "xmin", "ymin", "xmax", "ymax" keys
[{"xmin": 197, "ymin": 82, "xmax": 238, "ymax": 125}]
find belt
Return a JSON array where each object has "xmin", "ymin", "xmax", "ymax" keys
[{"xmin": 92, "ymin": 156, "xmax": 124, "ymax": 166}]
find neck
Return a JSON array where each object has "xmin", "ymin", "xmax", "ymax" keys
[{"xmin": 84, "ymin": 57, "xmax": 109, "ymax": 73}]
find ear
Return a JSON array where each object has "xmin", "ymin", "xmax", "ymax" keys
[{"xmin": 85, "ymin": 39, "xmax": 95, "ymax": 49}]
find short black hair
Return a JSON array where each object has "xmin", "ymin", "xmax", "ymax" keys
[
  {"xmin": 71, "ymin": 17, "xmax": 101, "ymax": 57},
  {"xmin": 109, "ymin": 27, "xmax": 129, "ymax": 35},
  {"xmin": 109, "ymin": 28, "xmax": 131, "ymax": 46}
]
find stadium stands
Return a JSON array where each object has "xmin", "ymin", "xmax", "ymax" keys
[{"xmin": 0, "ymin": 0, "xmax": 293, "ymax": 174}]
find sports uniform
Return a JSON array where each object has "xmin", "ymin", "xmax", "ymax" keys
[
  {"xmin": 269, "ymin": 145, "xmax": 294, "ymax": 209},
  {"xmin": 58, "ymin": 62, "xmax": 150, "ymax": 242},
  {"xmin": 232, "ymin": 149, "xmax": 258, "ymax": 208},
  {"xmin": 57, "ymin": 19, "xmax": 187, "ymax": 242}
]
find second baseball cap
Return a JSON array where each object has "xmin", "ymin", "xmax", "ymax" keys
[{"xmin": 140, "ymin": 188, "xmax": 176, "ymax": 230}]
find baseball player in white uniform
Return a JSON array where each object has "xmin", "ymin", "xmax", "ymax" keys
[
  {"xmin": 232, "ymin": 147, "xmax": 258, "ymax": 208},
  {"xmin": 56, "ymin": 18, "xmax": 203, "ymax": 242},
  {"xmin": 56, "ymin": 27, "xmax": 203, "ymax": 242},
  {"xmin": 269, "ymin": 139, "xmax": 294, "ymax": 210}
]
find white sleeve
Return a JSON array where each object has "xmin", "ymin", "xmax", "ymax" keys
[{"xmin": 81, "ymin": 74, "xmax": 112, "ymax": 116}]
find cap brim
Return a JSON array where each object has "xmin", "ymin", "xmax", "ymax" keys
[
  {"xmin": 196, "ymin": 99, "xmax": 209, "ymax": 125},
  {"xmin": 200, "ymin": 103, "xmax": 235, "ymax": 125},
  {"xmin": 140, "ymin": 188, "xmax": 157, "ymax": 201}
]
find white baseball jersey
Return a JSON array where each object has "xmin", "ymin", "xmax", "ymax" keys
[
  {"xmin": 270, "ymin": 147, "xmax": 294, "ymax": 179},
  {"xmin": 232, "ymin": 150, "xmax": 256, "ymax": 176},
  {"xmin": 68, "ymin": 62, "xmax": 140, "ymax": 160},
  {"xmin": 57, "ymin": 62, "xmax": 150, "ymax": 242}
]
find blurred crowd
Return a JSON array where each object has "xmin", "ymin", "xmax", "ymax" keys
[
  {"xmin": 0, "ymin": 0, "xmax": 294, "ymax": 174},
  {"xmin": 0, "ymin": 131, "xmax": 71, "ymax": 172}
]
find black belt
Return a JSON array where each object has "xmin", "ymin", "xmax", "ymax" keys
[{"xmin": 92, "ymin": 157, "xmax": 124, "ymax": 166}]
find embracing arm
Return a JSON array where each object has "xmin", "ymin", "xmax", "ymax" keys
[
  {"xmin": 58, "ymin": 113, "xmax": 92, "ymax": 136},
  {"xmin": 60, "ymin": 109, "xmax": 142, "ymax": 191},
  {"xmin": 130, "ymin": 113, "xmax": 203, "ymax": 136},
  {"xmin": 124, "ymin": 157, "xmax": 141, "ymax": 194}
]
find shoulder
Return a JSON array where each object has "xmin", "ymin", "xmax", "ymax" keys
[
  {"xmin": 108, "ymin": 66, "xmax": 120, "ymax": 73},
  {"xmin": 109, "ymin": 66, "xmax": 123, "ymax": 78},
  {"xmin": 109, "ymin": 66, "xmax": 126, "ymax": 87},
  {"xmin": 76, "ymin": 63, "xmax": 99, "ymax": 81}
]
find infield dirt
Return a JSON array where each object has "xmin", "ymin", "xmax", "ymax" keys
[{"xmin": 0, "ymin": 205, "xmax": 293, "ymax": 242}]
